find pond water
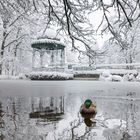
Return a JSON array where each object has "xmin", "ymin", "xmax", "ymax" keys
[{"xmin": 0, "ymin": 80, "xmax": 140, "ymax": 140}]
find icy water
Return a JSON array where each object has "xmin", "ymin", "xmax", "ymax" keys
[{"xmin": 0, "ymin": 80, "xmax": 140, "ymax": 140}]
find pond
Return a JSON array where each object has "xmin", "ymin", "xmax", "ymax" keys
[{"xmin": 0, "ymin": 80, "xmax": 140, "ymax": 140}]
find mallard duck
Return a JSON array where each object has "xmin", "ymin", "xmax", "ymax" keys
[{"xmin": 80, "ymin": 99, "xmax": 97, "ymax": 118}]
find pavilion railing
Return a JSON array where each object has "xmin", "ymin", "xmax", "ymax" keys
[{"xmin": 32, "ymin": 67, "xmax": 65, "ymax": 72}]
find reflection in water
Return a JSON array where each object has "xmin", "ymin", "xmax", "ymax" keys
[
  {"xmin": 0, "ymin": 95, "xmax": 140, "ymax": 140},
  {"xmin": 0, "ymin": 102, "xmax": 4, "ymax": 140},
  {"xmin": 83, "ymin": 118, "xmax": 96, "ymax": 127},
  {"xmin": 29, "ymin": 97, "xmax": 64, "ymax": 122}
]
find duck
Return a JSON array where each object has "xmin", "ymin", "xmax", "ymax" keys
[{"xmin": 80, "ymin": 99, "xmax": 97, "ymax": 118}]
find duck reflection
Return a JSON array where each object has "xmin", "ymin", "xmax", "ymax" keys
[{"xmin": 80, "ymin": 99, "xmax": 97, "ymax": 127}]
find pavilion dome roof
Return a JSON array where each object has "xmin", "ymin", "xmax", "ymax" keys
[{"xmin": 31, "ymin": 29, "xmax": 66, "ymax": 50}]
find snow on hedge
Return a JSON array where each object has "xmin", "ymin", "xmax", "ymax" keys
[{"xmin": 28, "ymin": 71, "xmax": 73, "ymax": 80}]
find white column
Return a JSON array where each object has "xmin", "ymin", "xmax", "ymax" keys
[
  {"xmin": 60, "ymin": 49, "xmax": 63, "ymax": 66},
  {"xmin": 60, "ymin": 49, "xmax": 65, "ymax": 65},
  {"xmin": 32, "ymin": 48, "xmax": 36, "ymax": 68},
  {"xmin": 40, "ymin": 49, "xmax": 44, "ymax": 68},
  {"xmin": 51, "ymin": 50, "xmax": 54, "ymax": 66},
  {"xmin": 56, "ymin": 50, "xmax": 58, "ymax": 65},
  {"xmin": 62, "ymin": 49, "xmax": 65, "ymax": 64}
]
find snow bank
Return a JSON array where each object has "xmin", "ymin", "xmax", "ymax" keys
[
  {"xmin": 0, "ymin": 74, "xmax": 28, "ymax": 80},
  {"xmin": 28, "ymin": 71, "xmax": 73, "ymax": 80},
  {"xmin": 104, "ymin": 119, "xmax": 126, "ymax": 129},
  {"xmin": 99, "ymin": 70, "xmax": 112, "ymax": 81},
  {"xmin": 98, "ymin": 69, "xmax": 137, "ymax": 75},
  {"xmin": 102, "ymin": 70, "xmax": 111, "ymax": 77},
  {"xmin": 0, "ymin": 75, "xmax": 19, "ymax": 80},
  {"xmin": 100, "ymin": 70, "xmax": 123, "ymax": 82},
  {"xmin": 112, "ymin": 75, "xmax": 123, "ymax": 82}
]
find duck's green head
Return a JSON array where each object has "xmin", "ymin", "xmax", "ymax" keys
[{"xmin": 84, "ymin": 99, "xmax": 92, "ymax": 109}]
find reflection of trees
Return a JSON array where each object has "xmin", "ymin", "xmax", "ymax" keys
[
  {"xmin": 124, "ymin": 101, "xmax": 139, "ymax": 139},
  {"xmin": 0, "ymin": 95, "xmax": 140, "ymax": 140},
  {"xmin": 4, "ymin": 98, "xmax": 25, "ymax": 140},
  {"xmin": 58, "ymin": 113, "xmax": 98, "ymax": 140},
  {"xmin": 0, "ymin": 102, "xmax": 4, "ymax": 140},
  {"xmin": 0, "ymin": 102, "xmax": 4, "ymax": 128},
  {"xmin": 103, "ymin": 99, "xmax": 140, "ymax": 140},
  {"xmin": 0, "ymin": 96, "xmax": 65, "ymax": 140}
]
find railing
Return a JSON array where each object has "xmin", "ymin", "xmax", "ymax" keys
[
  {"xmin": 96, "ymin": 63, "xmax": 140, "ymax": 69},
  {"xmin": 72, "ymin": 63, "xmax": 140, "ymax": 71},
  {"xmin": 32, "ymin": 63, "xmax": 140, "ymax": 74},
  {"xmin": 73, "ymin": 66, "xmax": 95, "ymax": 71},
  {"xmin": 32, "ymin": 67, "xmax": 65, "ymax": 72}
]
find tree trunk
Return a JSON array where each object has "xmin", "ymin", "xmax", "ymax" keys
[{"xmin": 0, "ymin": 31, "xmax": 6, "ymax": 75}]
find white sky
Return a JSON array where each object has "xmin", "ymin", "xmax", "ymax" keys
[
  {"xmin": 88, "ymin": 0, "xmax": 114, "ymax": 48},
  {"xmin": 88, "ymin": 11, "xmax": 109, "ymax": 48}
]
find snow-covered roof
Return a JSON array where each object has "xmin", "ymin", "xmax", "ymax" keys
[
  {"xmin": 31, "ymin": 28, "xmax": 66, "ymax": 49},
  {"xmin": 31, "ymin": 38, "xmax": 66, "ymax": 46},
  {"xmin": 31, "ymin": 38, "xmax": 66, "ymax": 49}
]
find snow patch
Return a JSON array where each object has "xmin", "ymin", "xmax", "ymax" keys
[
  {"xmin": 99, "ymin": 70, "xmax": 112, "ymax": 81},
  {"xmin": 112, "ymin": 75, "xmax": 123, "ymax": 82},
  {"xmin": 0, "ymin": 74, "xmax": 28, "ymax": 80},
  {"xmin": 0, "ymin": 75, "xmax": 19, "ymax": 80},
  {"xmin": 105, "ymin": 119, "xmax": 126, "ymax": 129},
  {"xmin": 102, "ymin": 70, "xmax": 111, "ymax": 77}
]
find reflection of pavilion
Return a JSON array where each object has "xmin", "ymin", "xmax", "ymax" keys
[
  {"xmin": 31, "ymin": 29, "xmax": 66, "ymax": 71},
  {"xmin": 29, "ymin": 97, "xmax": 64, "ymax": 122}
]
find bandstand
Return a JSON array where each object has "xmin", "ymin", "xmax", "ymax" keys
[
  {"xmin": 31, "ymin": 31, "xmax": 66, "ymax": 71},
  {"xmin": 29, "ymin": 29, "xmax": 73, "ymax": 80}
]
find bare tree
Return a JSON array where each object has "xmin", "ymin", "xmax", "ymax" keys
[
  {"xmin": 107, "ymin": 19, "xmax": 140, "ymax": 68},
  {"xmin": 0, "ymin": 0, "xmax": 31, "ymax": 74},
  {"xmin": 0, "ymin": 0, "xmax": 139, "ymax": 73},
  {"xmin": 27, "ymin": 0, "xmax": 140, "ymax": 63}
]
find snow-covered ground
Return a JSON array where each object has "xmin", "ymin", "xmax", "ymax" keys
[
  {"xmin": 0, "ymin": 74, "xmax": 27, "ymax": 80},
  {"xmin": 99, "ymin": 70, "xmax": 140, "ymax": 82}
]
